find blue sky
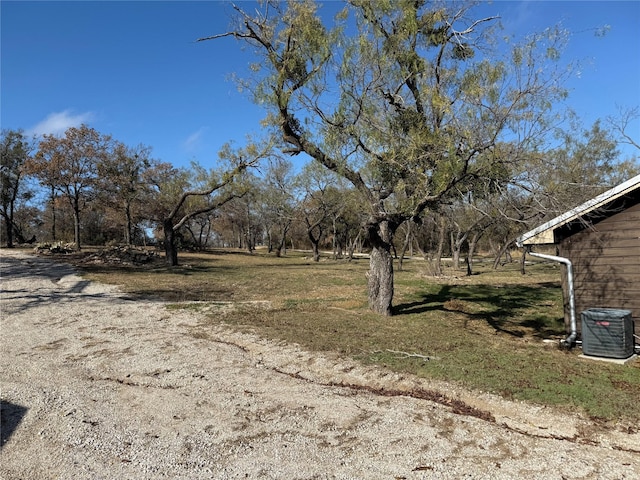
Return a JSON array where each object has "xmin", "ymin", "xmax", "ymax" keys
[{"xmin": 2, "ymin": 1, "xmax": 639, "ymax": 170}]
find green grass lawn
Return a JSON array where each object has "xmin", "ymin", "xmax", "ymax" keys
[{"xmin": 74, "ymin": 247, "xmax": 640, "ymax": 424}]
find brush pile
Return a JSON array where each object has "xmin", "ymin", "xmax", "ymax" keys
[
  {"xmin": 80, "ymin": 246, "xmax": 159, "ymax": 266},
  {"xmin": 33, "ymin": 242, "xmax": 77, "ymax": 255}
]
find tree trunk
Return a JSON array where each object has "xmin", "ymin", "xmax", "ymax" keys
[
  {"xmin": 275, "ymin": 233, "xmax": 287, "ymax": 257},
  {"xmin": 466, "ymin": 231, "xmax": 480, "ymax": 276},
  {"xmin": 3, "ymin": 219, "xmax": 14, "ymax": 248},
  {"xmin": 204, "ymin": 220, "xmax": 212, "ymax": 248},
  {"xmin": 163, "ymin": 218, "xmax": 179, "ymax": 266},
  {"xmin": 125, "ymin": 200, "xmax": 133, "ymax": 245},
  {"xmin": 311, "ymin": 242, "xmax": 320, "ymax": 262},
  {"xmin": 332, "ymin": 217, "xmax": 338, "ymax": 260},
  {"xmin": 275, "ymin": 223, "xmax": 290, "ymax": 256},
  {"xmin": 186, "ymin": 225, "xmax": 198, "ymax": 249},
  {"xmin": 492, "ymin": 240, "xmax": 514, "ymax": 269},
  {"xmin": 397, "ymin": 221, "xmax": 412, "ymax": 272},
  {"xmin": 450, "ymin": 231, "xmax": 457, "ymax": 269},
  {"xmin": 3, "ymin": 214, "xmax": 14, "ymax": 248},
  {"xmin": 505, "ymin": 249, "xmax": 513, "ymax": 264},
  {"xmin": 50, "ymin": 186, "xmax": 57, "ymax": 242},
  {"xmin": 245, "ymin": 226, "xmax": 254, "ymax": 253},
  {"xmin": 346, "ymin": 229, "xmax": 360, "ymax": 262},
  {"xmin": 451, "ymin": 229, "xmax": 467, "ymax": 271},
  {"xmin": 368, "ymin": 241, "xmax": 394, "ymax": 316},
  {"xmin": 266, "ymin": 229, "xmax": 273, "ymax": 253},
  {"xmin": 433, "ymin": 215, "xmax": 446, "ymax": 276},
  {"xmin": 14, "ymin": 224, "xmax": 27, "ymax": 244},
  {"xmin": 366, "ymin": 220, "xmax": 395, "ymax": 316},
  {"xmin": 3, "ymin": 172, "xmax": 19, "ymax": 247},
  {"xmin": 72, "ymin": 198, "xmax": 81, "ymax": 251},
  {"xmin": 307, "ymin": 225, "xmax": 322, "ymax": 262},
  {"xmin": 452, "ymin": 248, "xmax": 460, "ymax": 270}
]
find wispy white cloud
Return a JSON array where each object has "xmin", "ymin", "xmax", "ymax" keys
[
  {"xmin": 183, "ymin": 126, "xmax": 209, "ymax": 152},
  {"xmin": 27, "ymin": 110, "xmax": 95, "ymax": 137},
  {"xmin": 511, "ymin": 1, "xmax": 536, "ymax": 30}
]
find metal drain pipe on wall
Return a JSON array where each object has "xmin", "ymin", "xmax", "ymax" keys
[{"xmin": 526, "ymin": 250, "xmax": 578, "ymax": 347}]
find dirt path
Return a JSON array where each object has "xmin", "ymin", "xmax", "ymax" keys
[{"xmin": 1, "ymin": 250, "xmax": 638, "ymax": 479}]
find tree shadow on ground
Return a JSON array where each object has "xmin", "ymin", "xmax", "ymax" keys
[{"xmin": 394, "ymin": 282, "xmax": 565, "ymax": 338}]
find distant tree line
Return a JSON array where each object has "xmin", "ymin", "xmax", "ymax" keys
[{"xmin": 2, "ymin": 119, "xmax": 636, "ymax": 267}]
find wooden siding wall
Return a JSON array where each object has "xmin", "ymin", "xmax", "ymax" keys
[{"xmin": 558, "ymin": 201, "xmax": 640, "ymax": 338}]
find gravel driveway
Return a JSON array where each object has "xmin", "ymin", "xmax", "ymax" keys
[{"xmin": 1, "ymin": 249, "xmax": 638, "ymax": 479}]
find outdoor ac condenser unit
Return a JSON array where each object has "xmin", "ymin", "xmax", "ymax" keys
[{"xmin": 581, "ymin": 308, "xmax": 634, "ymax": 359}]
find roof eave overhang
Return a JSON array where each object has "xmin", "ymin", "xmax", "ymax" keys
[{"xmin": 516, "ymin": 174, "xmax": 640, "ymax": 248}]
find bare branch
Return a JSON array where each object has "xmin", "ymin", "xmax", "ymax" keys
[
  {"xmin": 173, "ymin": 190, "xmax": 245, "ymax": 231},
  {"xmin": 607, "ymin": 106, "xmax": 640, "ymax": 151},
  {"xmin": 383, "ymin": 349, "xmax": 440, "ymax": 361},
  {"xmin": 196, "ymin": 31, "xmax": 247, "ymax": 42},
  {"xmin": 447, "ymin": 15, "xmax": 500, "ymax": 41}
]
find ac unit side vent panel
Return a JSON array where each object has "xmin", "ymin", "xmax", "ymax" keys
[{"xmin": 581, "ymin": 308, "xmax": 634, "ymax": 359}]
